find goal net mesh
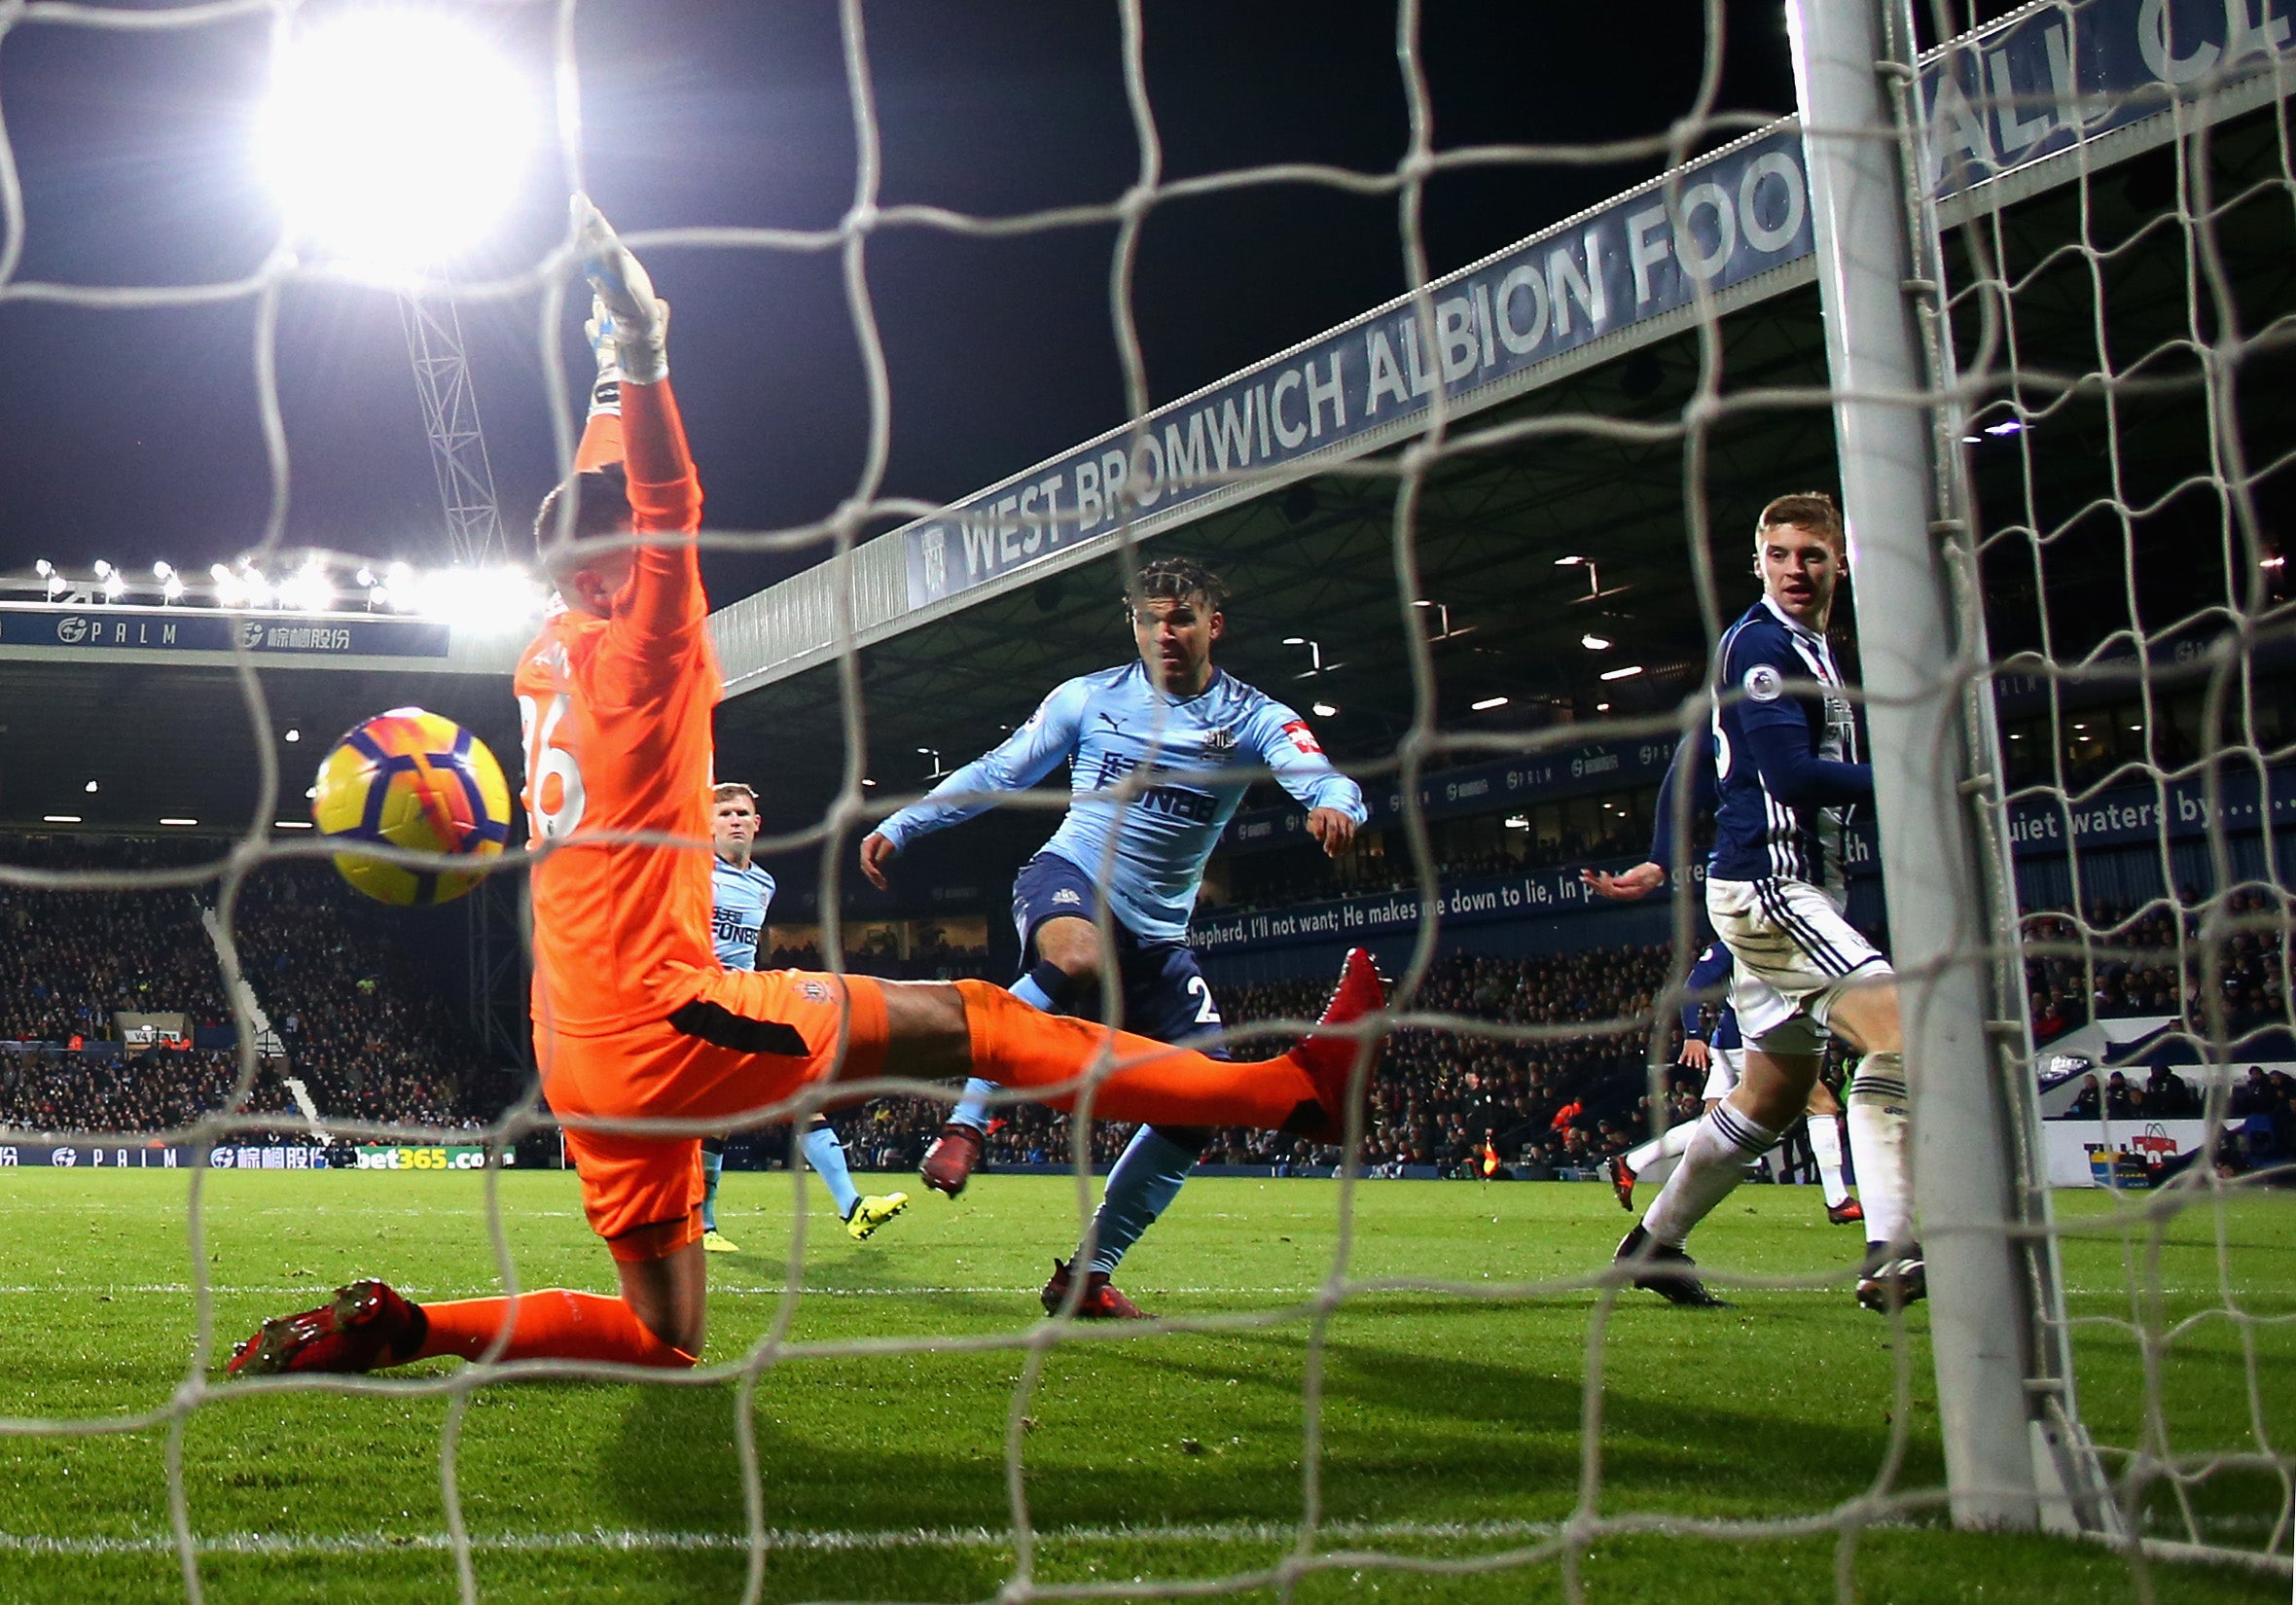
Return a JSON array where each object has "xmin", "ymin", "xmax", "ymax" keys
[{"xmin": 0, "ymin": 0, "xmax": 2287, "ymax": 1598}]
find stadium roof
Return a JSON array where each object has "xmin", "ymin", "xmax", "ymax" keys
[
  {"xmin": 6, "ymin": 1, "xmax": 2293, "ymax": 839},
  {"xmin": 706, "ymin": 4, "xmax": 2296, "ymax": 832}
]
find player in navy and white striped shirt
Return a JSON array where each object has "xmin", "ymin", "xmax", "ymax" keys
[
  {"xmin": 862, "ymin": 557, "xmax": 1367, "ymax": 1319},
  {"xmin": 1603, "ymin": 942, "xmax": 1857, "ymax": 1228},
  {"xmin": 1585, "ymin": 492, "xmax": 1919, "ymax": 1313},
  {"xmin": 704, "ymin": 783, "xmax": 908, "ymax": 1253}
]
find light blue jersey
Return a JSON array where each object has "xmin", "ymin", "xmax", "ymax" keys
[
  {"xmin": 876, "ymin": 661, "xmax": 1366, "ymax": 941},
  {"xmin": 711, "ymin": 857, "xmax": 777, "ymax": 972}
]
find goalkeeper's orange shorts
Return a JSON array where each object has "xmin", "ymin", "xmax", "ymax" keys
[{"xmin": 539, "ymin": 966, "xmax": 890, "ymax": 1260}]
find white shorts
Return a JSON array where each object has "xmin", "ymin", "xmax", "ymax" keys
[
  {"xmin": 1701, "ymin": 1044, "xmax": 1743, "ymax": 1102},
  {"xmin": 1705, "ymin": 875, "xmax": 1891, "ymax": 1053}
]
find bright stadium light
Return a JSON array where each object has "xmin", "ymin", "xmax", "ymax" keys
[
  {"xmin": 43, "ymin": 815, "xmax": 81, "ymax": 825},
  {"xmin": 85, "ymin": 780, "xmax": 99, "ymax": 794},
  {"xmin": 406, "ymin": 564, "xmax": 543, "ymax": 632},
  {"xmin": 160, "ymin": 818, "xmax": 198, "ymax": 827},
  {"xmin": 279, "ymin": 558, "xmax": 335, "ymax": 613},
  {"xmin": 210, "ymin": 563, "xmax": 246, "ymax": 608},
  {"xmin": 285, "ymin": 730, "xmax": 302, "ymax": 743},
  {"xmin": 1471, "ymin": 696, "xmax": 1509, "ymax": 712},
  {"xmin": 257, "ymin": 8, "xmax": 540, "ymax": 273},
  {"xmin": 1599, "ymin": 663, "xmax": 1645, "ymax": 681},
  {"xmin": 1580, "ymin": 632, "xmax": 1611, "ymax": 651},
  {"xmin": 34, "ymin": 559, "xmax": 51, "ymax": 577},
  {"xmin": 275, "ymin": 820, "xmax": 314, "ymax": 830},
  {"xmin": 1311, "ymin": 701, "xmax": 1339, "ymax": 717}
]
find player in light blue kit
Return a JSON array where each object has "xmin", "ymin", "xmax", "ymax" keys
[
  {"xmin": 708, "ymin": 783, "xmax": 909, "ymax": 1251},
  {"xmin": 860, "ymin": 557, "xmax": 1366, "ymax": 1317}
]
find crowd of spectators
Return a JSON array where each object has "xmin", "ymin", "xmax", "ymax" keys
[
  {"xmin": 1210, "ymin": 825, "xmax": 1645, "ymax": 917},
  {"xmin": 2027, "ymin": 888, "xmax": 2291, "ymax": 1043},
  {"xmin": 0, "ymin": 835, "xmax": 511, "ymax": 1138}
]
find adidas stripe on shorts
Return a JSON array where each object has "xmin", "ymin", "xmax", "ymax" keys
[{"xmin": 1705, "ymin": 875, "xmax": 1891, "ymax": 1051}]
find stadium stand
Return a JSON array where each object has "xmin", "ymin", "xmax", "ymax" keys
[{"xmin": 0, "ymin": 834, "xmax": 513, "ymax": 1137}]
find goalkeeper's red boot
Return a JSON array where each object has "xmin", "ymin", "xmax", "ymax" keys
[
  {"xmin": 919, "ymin": 1122, "xmax": 986, "ymax": 1197},
  {"xmin": 1040, "ymin": 1259, "xmax": 1150, "ymax": 1320},
  {"xmin": 1284, "ymin": 948, "xmax": 1386, "ymax": 1143},
  {"xmin": 227, "ymin": 1279, "xmax": 427, "ymax": 1377}
]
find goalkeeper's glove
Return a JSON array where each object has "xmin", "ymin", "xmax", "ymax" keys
[{"xmin": 571, "ymin": 192, "xmax": 668, "ymax": 385}]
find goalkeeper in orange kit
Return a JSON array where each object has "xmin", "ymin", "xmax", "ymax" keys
[{"xmin": 228, "ymin": 197, "xmax": 1383, "ymax": 1376}]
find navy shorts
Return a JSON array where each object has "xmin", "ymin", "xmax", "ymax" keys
[{"xmin": 1011, "ymin": 852, "xmax": 1228, "ymax": 1057}]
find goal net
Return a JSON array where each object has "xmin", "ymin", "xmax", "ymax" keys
[{"xmin": 0, "ymin": 0, "xmax": 2287, "ymax": 1598}]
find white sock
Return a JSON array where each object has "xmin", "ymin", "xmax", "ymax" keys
[
  {"xmin": 1625, "ymin": 1121, "xmax": 1697, "ymax": 1175},
  {"xmin": 1846, "ymin": 1053, "xmax": 1914, "ymax": 1251},
  {"xmin": 1640, "ymin": 1105, "xmax": 1781, "ymax": 1248},
  {"xmin": 1807, "ymin": 1113, "xmax": 1849, "ymax": 1208}
]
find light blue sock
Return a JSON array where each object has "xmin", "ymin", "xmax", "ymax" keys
[
  {"xmin": 1011, "ymin": 973, "xmax": 1059, "ymax": 1012},
  {"xmin": 700, "ymin": 1150, "xmax": 724, "ymax": 1232},
  {"xmin": 803, "ymin": 1123, "xmax": 861, "ymax": 1220},
  {"xmin": 1085, "ymin": 1125, "xmax": 1199, "ymax": 1275},
  {"xmin": 951, "ymin": 1077, "xmax": 998, "ymax": 1131}
]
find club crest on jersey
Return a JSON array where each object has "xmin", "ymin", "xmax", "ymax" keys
[
  {"xmin": 1280, "ymin": 720, "xmax": 1324, "ymax": 755},
  {"xmin": 1742, "ymin": 664, "xmax": 1784, "ymax": 703},
  {"xmin": 1051, "ymin": 888, "xmax": 1084, "ymax": 907},
  {"xmin": 799, "ymin": 979, "xmax": 833, "ymax": 1003},
  {"xmin": 1202, "ymin": 725, "xmax": 1238, "ymax": 754}
]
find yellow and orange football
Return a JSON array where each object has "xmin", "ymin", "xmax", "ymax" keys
[{"xmin": 312, "ymin": 707, "xmax": 511, "ymax": 906}]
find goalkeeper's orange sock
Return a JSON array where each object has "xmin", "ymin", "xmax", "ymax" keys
[
  {"xmin": 412, "ymin": 1290, "xmax": 695, "ymax": 1369},
  {"xmin": 953, "ymin": 980, "xmax": 1320, "ymax": 1131}
]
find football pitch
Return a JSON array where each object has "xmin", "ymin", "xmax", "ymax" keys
[{"xmin": 0, "ymin": 1169, "xmax": 2281, "ymax": 1603}]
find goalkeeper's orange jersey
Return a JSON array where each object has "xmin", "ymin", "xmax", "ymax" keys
[{"xmin": 513, "ymin": 379, "xmax": 720, "ymax": 1039}]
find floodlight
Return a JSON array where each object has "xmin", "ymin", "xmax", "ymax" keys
[
  {"xmin": 1311, "ymin": 701, "xmax": 1339, "ymax": 717},
  {"xmin": 33, "ymin": 559, "xmax": 52, "ymax": 578},
  {"xmin": 1580, "ymin": 633, "xmax": 1611, "ymax": 651},
  {"xmin": 408, "ymin": 564, "xmax": 543, "ymax": 633},
  {"xmin": 101, "ymin": 569, "xmax": 126, "ymax": 602},
  {"xmin": 1471, "ymin": 696, "xmax": 1509, "ymax": 711},
  {"xmin": 153, "ymin": 561, "xmax": 174, "ymax": 581},
  {"xmin": 1599, "ymin": 664, "xmax": 1645, "ymax": 681},
  {"xmin": 161, "ymin": 575, "xmax": 185, "ymax": 603},
  {"xmin": 85, "ymin": 780, "xmax": 98, "ymax": 793},
  {"xmin": 91, "ymin": 560, "xmax": 113, "ymax": 580},
  {"xmin": 280, "ymin": 559, "xmax": 335, "ymax": 613},
  {"xmin": 257, "ymin": 9, "xmax": 539, "ymax": 272},
  {"xmin": 285, "ymin": 730, "xmax": 302, "ymax": 743},
  {"xmin": 240, "ymin": 565, "xmax": 275, "ymax": 608}
]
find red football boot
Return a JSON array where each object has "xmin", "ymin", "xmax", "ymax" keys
[
  {"xmin": 919, "ymin": 1122, "xmax": 986, "ymax": 1197},
  {"xmin": 1826, "ymin": 1197, "xmax": 1866, "ymax": 1227},
  {"xmin": 1608, "ymin": 1154, "xmax": 1639, "ymax": 1212},
  {"xmin": 227, "ymin": 1279, "xmax": 427, "ymax": 1377},
  {"xmin": 1283, "ymin": 948, "xmax": 1386, "ymax": 1142},
  {"xmin": 1039, "ymin": 1258, "xmax": 1149, "ymax": 1319}
]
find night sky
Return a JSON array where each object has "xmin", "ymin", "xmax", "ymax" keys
[{"xmin": 0, "ymin": 1, "xmax": 1810, "ymax": 606}]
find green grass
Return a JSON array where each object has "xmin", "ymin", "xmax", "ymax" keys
[{"xmin": 0, "ymin": 1169, "xmax": 2281, "ymax": 1602}]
